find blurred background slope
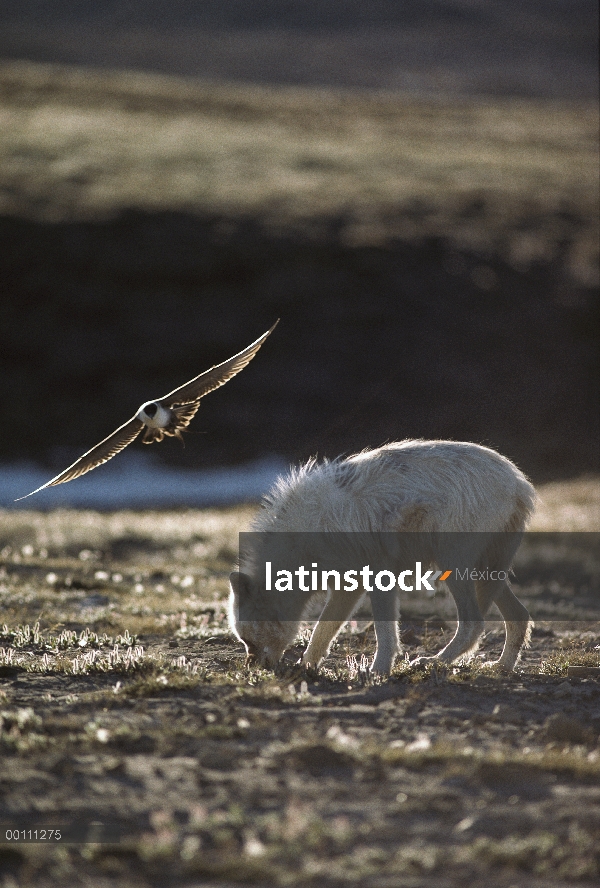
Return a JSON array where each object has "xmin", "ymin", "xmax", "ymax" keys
[
  {"xmin": 0, "ymin": 1, "xmax": 598, "ymax": 493},
  {"xmin": 0, "ymin": 0, "xmax": 597, "ymax": 98}
]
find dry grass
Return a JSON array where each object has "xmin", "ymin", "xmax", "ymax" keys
[
  {"xmin": 0, "ymin": 505, "xmax": 254, "ymax": 633},
  {"xmin": 530, "ymin": 476, "xmax": 600, "ymax": 532},
  {"xmin": 1, "ymin": 60, "xmax": 597, "ymax": 282}
]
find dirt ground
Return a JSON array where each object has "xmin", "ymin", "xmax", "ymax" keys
[{"xmin": 0, "ymin": 481, "xmax": 599, "ymax": 887}]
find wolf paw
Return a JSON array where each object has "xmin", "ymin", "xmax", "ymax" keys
[
  {"xmin": 298, "ymin": 659, "xmax": 322, "ymax": 681},
  {"xmin": 409, "ymin": 655, "xmax": 437, "ymax": 670},
  {"xmin": 481, "ymin": 660, "xmax": 514, "ymax": 674}
]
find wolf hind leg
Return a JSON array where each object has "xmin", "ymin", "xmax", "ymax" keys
[
  {"xmin": 412, "ymin": 575, "xmax": 484, "ymax": 666},
  {"xmin": 476, "ymin": 579, "xmax": 532, "ymax": 672},
  {"xmin": 369, "ymin": 587, "xmax": 401, "ymax": 674}
]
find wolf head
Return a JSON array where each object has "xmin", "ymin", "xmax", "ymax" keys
[{"xmin": 228, "ymin": 570, "xmax": 298, "ymax": 668}]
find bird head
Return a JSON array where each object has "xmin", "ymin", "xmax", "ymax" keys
[{"xmin": 137, "ymin": 401, "xmax": 169, "ymax": 428}]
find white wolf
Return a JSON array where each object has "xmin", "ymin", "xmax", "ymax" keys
[{"xmin": 229, "ymin": 440, "xmax": 536, "ymax": 674}]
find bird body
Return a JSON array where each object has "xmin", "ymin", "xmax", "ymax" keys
[
  {"xmin": 16, "ymin": 321, "xmax": 279, "ymax": 500},
  {"xmin": 136, "ymin": 401, "xmax": 179, "ymax": 442},
  {"xmin": 137, "ymin": 401, "xmax": 171, "ymax": 428}
]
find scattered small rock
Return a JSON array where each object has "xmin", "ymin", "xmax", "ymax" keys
[
  {"xmin": 491, "ymin": 703, "xmax": 522, "ymax": 723},
  {"xmin": 326, "ymin": 725, "xmax": 359, "ymax": 748},
  {"xmin": 378, "ymin": 699, "xmax": 400, "ymax": 711},
  {"xmin": 553, "ymin": 681, "xmax": 573, "ymax": 698},
  {"xmin": 284, "ymin": 743, "xmax": 357, "ymax": 778},
  {"xmin": 406, "ymin": 733, "xmax": 432, "ymax": 752},
  {"xmin": 544, "ymin": 713, "xmax": 592, "ymax": 744}
]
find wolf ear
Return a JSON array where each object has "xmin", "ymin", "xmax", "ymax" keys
[
  {"xmin": 229, "ymin": 571, "xmax": 251, "ymax": 603},
  {"xmin": 229, "ymin": 571, "xmax": 253, "ymax": 625}
]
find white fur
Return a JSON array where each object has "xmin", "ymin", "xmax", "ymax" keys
[{"xmin": 229, "ymin": 440, "xmax": 536, "ymax": 675}]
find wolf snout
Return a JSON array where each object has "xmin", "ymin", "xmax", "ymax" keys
[
  {"xmin": 243, "ymin": 640, "xmax": 260, "ymax": 663},
  {"xmin": 243, "ymin": 641, "xmax": 278, "ymax": 670}
]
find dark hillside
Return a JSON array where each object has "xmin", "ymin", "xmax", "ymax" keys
[
  {"xmin": 2, "ymin": 210, "xmax": 598, "ymax": 482},
  {"xmin": 0, "ymin": 64, "xmax": 597, "ymax": 482},
  {"xmin": 0, "ymin": 0, "xmax": 597, "ymax": 99}
]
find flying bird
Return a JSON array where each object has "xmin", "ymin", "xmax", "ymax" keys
[{"xmin": 16, "ymin": 321, "xmax": 279, "ymax": 501}]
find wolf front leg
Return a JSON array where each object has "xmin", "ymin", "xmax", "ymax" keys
[{"xmin": 303, "ymin": 585, "xmax": 364, "ymax": 669}]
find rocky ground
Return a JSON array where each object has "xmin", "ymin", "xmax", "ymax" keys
[{"xmin": 0, "ymin": 481, "xmax": 598, "ymax": 887}]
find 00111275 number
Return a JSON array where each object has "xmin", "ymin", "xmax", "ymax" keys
[{"xmin": 3, "ymin": 828, "xmax": 62, "ymax": 842}]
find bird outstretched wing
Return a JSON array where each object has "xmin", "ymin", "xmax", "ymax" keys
[
  {"xmin": 15, "ymin": 417, "xmax": 144, "ymax": 500},
  {"xmin": 15, "ymin": 320, "xmax": 279, "ymax": 500},
  {"xmin": 158, "ymin": 320, "xmax": 279, "ymax": 407}
]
